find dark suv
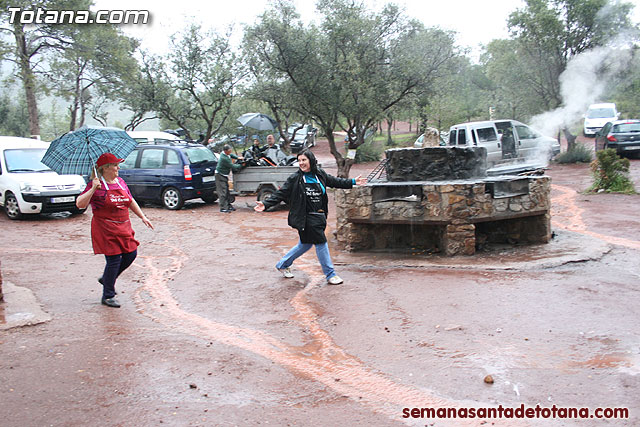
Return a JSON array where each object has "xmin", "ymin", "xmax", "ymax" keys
[{"xmin": 118, "ymin": 142, "xmax": 218, "ymax": 210}]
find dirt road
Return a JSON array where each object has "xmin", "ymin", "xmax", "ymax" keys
[{"xmin": 1, "ymin": 141, "xmax": 639, "ymax": 426}]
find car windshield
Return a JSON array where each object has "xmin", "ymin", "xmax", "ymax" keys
[
  {"xmin": 612, "ymin": 123, "xmax": 640, "ymax": 133},
  {"xmin": 4, "ymin": 148, "xmax": 52, "ymax": 172},
  {"xmin": 185, "ymin": 147, "xmax": 217, "ymax": 164},
  {"xmin": 515, "ymin": 125, "xmax": 540, "ymax": 140},
  {"xmin": 587, "ymin": 108, "xmax": 615, "ymax": 119}
]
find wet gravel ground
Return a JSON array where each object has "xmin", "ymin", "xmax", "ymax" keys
[{"xmin": 1, "ymin": 140, "xmax": 639, "ymax": 426}]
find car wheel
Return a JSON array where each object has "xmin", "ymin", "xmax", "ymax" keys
[
  {"xmin": 4, "ymin": 192, "xmax": 23, "ymax": 220},
  {"xmin": 257, "ymin": 187, "xmax": 275, "ymax": 202},
  {"xmin": 201, "ymin": 192, "xmax": 218, "ymax": 204},
  {"xmin": 162, "ymin": 187, "xmax": 184, "ymax": 210}
]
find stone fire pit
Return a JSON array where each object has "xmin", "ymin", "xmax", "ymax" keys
[{"xmin": 335, "ymin": 147, "xmax": 551, "ymax": 256}]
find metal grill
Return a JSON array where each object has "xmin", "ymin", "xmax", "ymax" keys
[
  {"xmin": 43, "ymin": 184, "xmax": 76, "ymax": 191},
  {"xmin": 366, "ymin": 158, "xmax": 388, "ymax": 182}
]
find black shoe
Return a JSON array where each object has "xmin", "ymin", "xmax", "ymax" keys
[
  {"xmin": 101, "ymin": 297, "xmax": 121, "ymax": 308},
  {"xmin": 220, "ymin": 209, "xmax": 231, "ymax": 213},
  {"xmin": 228, "ymin": 205, "xmax": 236, "ymax": 211},
  {"xmin": 98, "ymin": 278, "xmax": 117, "ymax": 294}
]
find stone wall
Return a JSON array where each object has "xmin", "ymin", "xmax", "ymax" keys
[
  {"xmin": 385, "ymin": 146, "xmax": 487, "ymax": 181},
  {"xmin": 334, "ymin": 176, "xmax": 551, "ymax": 256}
]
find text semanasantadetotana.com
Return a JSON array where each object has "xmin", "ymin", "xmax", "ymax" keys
[
  {"xmin": 402, "ymin": 404, "xmax": 629, "ymax": 419},
  {"xmin": 8, "ymin": 8, "xmax": 149, "ymax": 25}
]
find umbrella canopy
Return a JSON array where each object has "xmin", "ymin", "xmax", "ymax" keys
[
  {"xmin": 41, "ymin": 125, "xmax": 137, "ymax": 176},
  {"xmin": 237, "ymin": 113, "xmax": 277, "ymax": 131}
]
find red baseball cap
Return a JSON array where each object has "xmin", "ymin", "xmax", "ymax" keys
[{"xmin": 96, "ymin": 152, "xmax": 124, "ymax": 167}]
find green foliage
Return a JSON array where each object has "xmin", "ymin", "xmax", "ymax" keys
[
  {"xmin": 39, "ymin": 99, "xmax": 70, "ymax": 141},
  {"xmin": 0, "ymin": 93, "xmax": 29, "ymax": 137},
  {"xmin": 48, "ymin": 23, "xmax": 139, "ymax": 130},
  {"xmin": 354, "ymin": 140, "xmax": 382, "ymax": 163},
  {"xmin": 588, "ymin": 148, "xmax": 636, "ymax": 194},
  {"xmin": 244, "ymin": 0, "xmax": 459, "ymax": 175},
  {"xmin": 129, "ymin": 24, "xmax": 242, "ymax": 142},
  {"xmin": 554, "ymin": 143, "xmax": 592, "ymax": 163},
  {"xmin": 486, "ymin": 0, "xmax": 639, "ymax": 116}
]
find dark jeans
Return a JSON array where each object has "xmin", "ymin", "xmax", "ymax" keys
[
  {"xmin": 215, "ymin": 173, "xmax": 230, "ymax": 210},
  {"xmin": 102, "ymin": 249, "xmax": 137, "ymax": 299}
]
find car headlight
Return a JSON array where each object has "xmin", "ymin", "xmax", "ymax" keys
[{"xmin": 20, "ymin": 182, "xmax": 40, "ymax": 194}]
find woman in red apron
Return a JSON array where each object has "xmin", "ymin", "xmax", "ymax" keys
[{"xmin": 76, "ymin": 153, "xmax": 154, "ymax": 308}]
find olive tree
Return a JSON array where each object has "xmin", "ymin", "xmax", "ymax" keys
[
  {"xmin": 505, "ymin": 0, "xmax": 638, "ymax": 149},
  {"xmin": 245, "ymin": 0, "xmax": 459, "ymax": 177}
]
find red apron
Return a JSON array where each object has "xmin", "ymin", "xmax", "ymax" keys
[{"xmin": 91, "ymin": 177, "xmax": 140, "ymax": 255}]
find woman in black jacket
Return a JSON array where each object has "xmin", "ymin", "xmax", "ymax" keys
[{"xmin": 254, "ymin": 149, "xmax": 366, "ymax": 284}]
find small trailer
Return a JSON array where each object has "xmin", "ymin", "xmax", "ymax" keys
[{"xmin": 231, "ymin": 165, "xmax": 298, "ymax": 201}]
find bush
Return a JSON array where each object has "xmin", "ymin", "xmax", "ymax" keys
[
  {"xmin": 588, "ymin": 148, "xmax": 636, "ymax": 194},
  {"xmin": 354, "ymin": 140, "xmax": 382, "ymax": 163},
  {"xmin": 555, "ymin": 143, "xmax": 592, "ymax": 164}
]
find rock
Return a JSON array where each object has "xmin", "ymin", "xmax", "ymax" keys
[{"xmin": 484, "ymin": 375, "xmax": 494, "ymax": 384}]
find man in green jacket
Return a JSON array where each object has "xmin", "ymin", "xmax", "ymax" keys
[{"xmin": 215, "ymin": 144, "xmax": 242, "ymax": 213}]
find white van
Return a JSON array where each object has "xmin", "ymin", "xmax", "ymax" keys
[
  {"xmin": 583, "ymin": 103, "xmax": 619, "ymax": 137},
  {"xmin": 126, "ymin": 130, "xmax": 181, "ymax": 144},
  {"xmin": 448, "ymin": 120, "xmax": 560, "ymax": 168},
  {"xmin": 0, "ymin": 137, "xmax": 87, "ymax": 220}
]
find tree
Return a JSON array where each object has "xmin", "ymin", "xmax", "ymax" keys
[
  {"xmin": 506, "ymin": 0, "xmax": 638, "ymax": 149},
  {"xmin": 0, "ymin": 0, "xmax": 92, "ymax": 137},
  {"xmin": 47, "ymin": 24, "xmax": 138, "ymax": 130},
  {"xmin": 245, "ymin": 0, "xmax": 459, "ymax": 177},
  {"xmin": 242, "ymin": 1, "xmax": 317, "ymax": 152},
  {"xmin": 125, "ymin": 25, "xmax": 243, "ymax": 142},
  {"xmin": 0, "ymin": 92, "xmax": 30, "ymax": 136}
]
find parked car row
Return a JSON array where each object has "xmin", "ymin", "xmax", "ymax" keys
[{"xmin": 1, "ymin": 136, "xmax": 221, "ymax": 220}]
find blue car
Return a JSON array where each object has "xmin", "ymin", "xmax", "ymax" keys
[{"xmin": 118, "ymin": 142, "xmax": 218, "ymax": 210}]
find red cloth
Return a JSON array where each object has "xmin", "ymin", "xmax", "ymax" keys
[
  {"xmin": 81, "ymin": 178, "xmax": 133, "ymax": 211},
  {"xmin": 85, "ymin": 178, "xmax": 139, "ymax": 255}
]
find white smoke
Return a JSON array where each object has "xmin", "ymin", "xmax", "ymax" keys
[
  {"xmin": 529, "ymin": 41, "xmax": 634, "ymax": 138},
  {"xmin": 530, "ymin": 0, "xmax": 639, "ymax": 138}
]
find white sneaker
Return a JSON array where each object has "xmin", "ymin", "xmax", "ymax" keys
[
  {"xmin": 278, "ymin": 267, "xmax": 294, "ymax": 278},
  {"xmin": 327, "ymin": 275, "xmax": 343, "ymax": 285}
]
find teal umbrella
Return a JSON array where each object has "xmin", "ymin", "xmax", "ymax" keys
[{"xmin": 42, "ymin": 125, "xmax": 137, "ymax": 176}]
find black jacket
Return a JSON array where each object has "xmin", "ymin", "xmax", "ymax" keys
[{"xmin": 262, "ymin": 168, "xmax": 354, "ymax": 231}]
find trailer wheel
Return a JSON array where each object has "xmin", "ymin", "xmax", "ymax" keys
[{"xmin": 257, "ymin": 187, "xmax": 275, "ymax": 202}]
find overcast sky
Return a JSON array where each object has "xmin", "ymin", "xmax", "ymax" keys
[{"xmin": 92, "ymin": 0, "xmax": 531, "ymax": 57}]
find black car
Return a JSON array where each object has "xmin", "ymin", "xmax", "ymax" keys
[
  {"xmin": 594, "ymin": 119, "xmax": 640, "ymax": 156},
  {"xmin": 118, "ymin": 141, "xmax": 218, "ymax": 210},
  {"xmin": 281, "ymin": 124, "xmax": 317, "ymax": 153}
]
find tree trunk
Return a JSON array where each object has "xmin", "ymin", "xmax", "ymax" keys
[
  {"xmin": 562, "ymin": 128, "xmax": 577, "ymax": 152},
  {"xmin": 386, "ymin": 117, "xmax": 393, "ymax": 146},
  {"xmin": 14, "ymin": 22, "xmax": 40, "ymax": 137},
  {"xmin": 325, "ymin": 130, "xmax": 352, "ymax": 178}
]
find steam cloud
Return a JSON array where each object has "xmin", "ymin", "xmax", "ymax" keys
[{"xmin": 530, "ymin": 39, "xmax": 635, "ymax": 139}]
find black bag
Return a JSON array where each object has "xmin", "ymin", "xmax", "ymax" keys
[{"xmin": 299, "ymin": 212, "xmax": 327, "ymax": 244}]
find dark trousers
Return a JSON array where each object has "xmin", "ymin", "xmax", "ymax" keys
[
  {"xmin": 102, "ymin": 249, "xmax": 137, "ymax": 299},
  {"xmin": 215, "ymin": 173, "xmax": 230, "ymax": 210}
]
